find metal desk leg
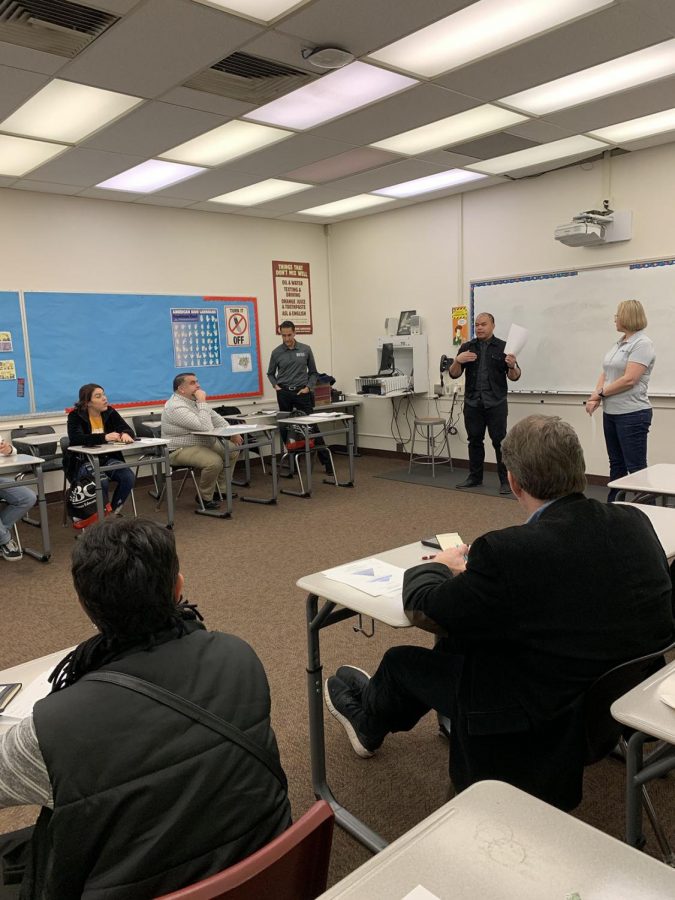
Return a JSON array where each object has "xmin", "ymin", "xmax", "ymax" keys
[
  {"xmin": 162, "ymin": 446, "xmax": 175, "ymax": 529},
  {"xmin": 241, "ymin": 432, "xmax": 277, "ymax": 505},
  {"xmin": 91, "ymin": 456, "xmax": 106, "ymax": 522},
  {"xmin": 280, "ymin": 427, "xmax": 312, "ymax": 498},
  {"xmin": 330, "ymin": 420, "xmax": 355, "ymax": 488},
  {"xmin": 306, "ymin": 593, "xmax": 387, "ymax": 853},
  {"xmin": 23, "ymin": 465, "xmax": 51, "ymax": 562}
]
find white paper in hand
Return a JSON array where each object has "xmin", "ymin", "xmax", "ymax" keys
[{"xmin": 505, "ymin": 323, "xmax": 528, "ymax": 356}]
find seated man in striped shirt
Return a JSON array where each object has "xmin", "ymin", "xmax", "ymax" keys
[{"xmin": 161, "ymin": 372, "xmax": 242, "ymax": 510}]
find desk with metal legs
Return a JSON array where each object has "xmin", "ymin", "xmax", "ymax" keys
[
  {"xmin": 299, "ymin": 542, "xmax": 427, "ymax": 852},
  {"xmin": 608, "ymin": 464, "xmax": 675, "ymax": 504},
  {"xmin": 67, "ymin": 438, "xmax": 174, "ymax": 528},
  {"xmin": 318, "ymin": 780, "xmax": 675, "ymax": 899},
  {"xmin": 278, "ymin": 413, "xmax": 354, "ymax": 498},
  {"xmin": 0, "ymin": 453, "xmax": 50, "ymax": 561},
  {"xmin": 611, "ymin": 659, "xmax": 675, "ymax": 855},
  {"xmin": 189, "ymin": 424, "xmax": 278, "ymax": 518}
]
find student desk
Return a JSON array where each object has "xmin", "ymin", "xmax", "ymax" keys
[
  {"xmin": 298, "ymin": 541, "xmax": 424, "ymax": 852},
  {"xmin": 615, "ymin": 502, "xmax": 675, "ymax": 561},
  {"xmin": 238, "ymin": 398, "xmax": 363, "ymax": 454},
  {"xmin": 0, "ymin": 648, "xmax": 70, "ymax": 736},
  {"xmin": 608, "ymin": 464, "xmax": 675, "ymax": 504},
  {"xmin": 188, "ymin": 424, "xmax": 278, "ymax": 518},
  {"xmin": 611, "ymin": 659, "xmax": 675, "ymax": 853},
  {"xmin": 0, "ymin": 453, "xmax": 50, "ymax": 562},
  {"xmin": 278, "ymin": 413, "xmax": 354, "ymax": 498},
  {"xmin": 67, "ymin": 438, "xmax": 174, "ymax": 527},
  {"xmin": 317, "ymin": 780, "xmax": 675, "ymax": 899}
]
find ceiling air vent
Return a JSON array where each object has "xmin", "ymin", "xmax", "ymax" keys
[
  {"xmin": 0, "ymin": 0, "xmax": 118, "ymax": 58},
  {"xmin": 185, "ymin": 51, "xmax": 316, "ymax": 104}
]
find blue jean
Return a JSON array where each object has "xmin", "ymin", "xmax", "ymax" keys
[
  {"xmin": 0, "ymin": 477, "xmax": 37, "ymax": 546},
  {"xmin": 603, "ymin": 408, "xmax": 652, "ymax": 502},
  {"xmin": 77, "ymin": 460, "xmax": 135, "ymax": 510}
]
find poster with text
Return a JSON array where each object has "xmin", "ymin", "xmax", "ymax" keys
[
  {"xmin": 171, "ymin": 308, "xmax": 221, "ymax": 368},
  {"xmin": 272, "ymin": 260, "xmax": 312, "ymax": 333},
  {"xmin": 452, "ymin": 306, "xmax": 469, "ymax": 347}
]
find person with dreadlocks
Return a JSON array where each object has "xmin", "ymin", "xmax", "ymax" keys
[{"xmin": 0, "ymin": 518, "xmax": 291, "ymax": 899}]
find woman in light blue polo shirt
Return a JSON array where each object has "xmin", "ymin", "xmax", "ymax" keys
[{"xmin": 585, "ymin": 299, "xmax": 655, "ymax": 502}]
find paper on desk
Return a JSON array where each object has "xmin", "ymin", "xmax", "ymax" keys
[
  {"xmin": 504, "ymin": 323, "xmax": 528, "ymax": 356},
  {"xmin": 311, "ymin": 412, "xmax": 342, "ymax": 418},
  {"xmin": 1, "ymin": 669, "xmax": 53, "ymax": 722},
  {"xmin": 436, "ymin": 532, "xmax": 464, "ymax": 551},
  {"xmin": 657, "ymin": 671, "xmax": 675, "ymax": 709},
  {"xmin": 219, "ymin": 424, "xmax": 259, "ymax": 433},
  {"xmin": 402, "ymin": 887, "xmax": 441, "ymax": 900},
  {"xmin": 322, "ymin": 558, "xmax": 404, "ymax": 597}
]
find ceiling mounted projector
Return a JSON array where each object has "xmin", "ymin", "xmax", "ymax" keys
[
  {"xmin": 554, "ymin": 206, "xmax": 632, "ymax": 248},
  {"xmin": 302, "ymin": 47, "xmax": 354, "ymax": 69}
]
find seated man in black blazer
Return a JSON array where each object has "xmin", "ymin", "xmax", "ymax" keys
[{"xmin": 325, "ymin": 415, "xmax": 675, "ymax": 809}]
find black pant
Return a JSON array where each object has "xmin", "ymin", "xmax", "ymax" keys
[
  {"xmin": 463, "ymin": 401, "xmax": 508, "ymax": 483},
  {"xmin": 360, "ymin": 640, "xmax": 463, "ymax": 743},
  {"xmin": 277, "ymin": 388, "xmax": 330, "ymax": 466}
]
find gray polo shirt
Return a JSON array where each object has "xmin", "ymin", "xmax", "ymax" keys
[
  {"xmin": 602, "ymin": 330, "xmax": 654, "ymax": 414},
  {"xmin": 267, "ymin": 340, "xmax": 318, "ymax": 389}
]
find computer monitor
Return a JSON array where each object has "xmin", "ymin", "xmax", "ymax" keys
[{"xmin": 378, "ymin": 342, "xmax": 395, "ymax": 375}]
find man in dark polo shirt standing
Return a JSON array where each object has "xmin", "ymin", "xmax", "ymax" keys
[
  {"xmin": 449, "ymin": 312, "xmax": 521, "ymax": 494},
  {"xmin": 267, "ymin": 319, "xmax": 332, "ymax": 473}
]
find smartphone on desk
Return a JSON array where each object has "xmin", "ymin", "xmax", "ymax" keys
[{"xmin": 0, "ymin": 683, "xmax": 22, "ymax": 712}]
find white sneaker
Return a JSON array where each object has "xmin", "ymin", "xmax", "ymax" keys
[{"xmin": 1, "ymin": 539, "xmax": 22, "ymax": 562}]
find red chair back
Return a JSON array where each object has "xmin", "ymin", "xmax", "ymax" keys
[{"xmin": 155, "ymin": 800, "xmax": 334, "ymax": 900}]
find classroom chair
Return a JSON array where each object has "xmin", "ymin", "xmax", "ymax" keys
[
  {"xmin": 584, "ymin": 640, "xmax": 675, "ymax": 862},
  {"xmin": 155, "ymin": 800, "xmax": 334, "ymax": 900},
  {"xmin": 408, "ymin": 416, "xmax": 453, "ymax": 477},
  {"xmin": 213, "ymin": 405, "xmax": 266, "ymax": 477},
  {"xmin": 278, "ymin": 414, "xmax": 337, "ymax": 493}
]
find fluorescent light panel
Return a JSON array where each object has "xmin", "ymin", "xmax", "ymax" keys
[
  {"xmin": 209, "ymin": 178, "xmax": 310, "ymax": 205},
  {"xmin": 191, "ymin": 0, "xmax": 309, "ymax": 24},
  {"xmin": 501, "ymin": 39, "xmax": 675, "ymax": 115},
  {"xmin": 0, "ymin": 134, "xmax": 67, "ymax": 176},
  {"xmin": 467, "ymin": 135, "xmax": 608, "ymax": 175},
  {"xmin": 369, "ymin": 0, "xmax": 612, "ymax": 77},
  {"xmin": 96, "ymin": 160, "xmax": 206, "ymax": 193},
  {"xmin": 160, "ymin": 120, "xmax": 292, "ymax": 166},
  {"xmin": 372, "ymin": 105, "xmax": 529, "ymax": 156},
  {"xmin": 589, "ymin": 107, "xmax": 675, "ymax": 144},
  {"xmin": 374, "ymin": 169, "xmax": 486, "ymax": 198},
  {"xmin": 0, "ymin": 80, "xmax": 142, "ymax": 143},
  {"xmin": 244, "ymin": 62, "xmax": 417, "ymax": 130},
  {"xmin": 299, "ymin": 194, "xmax": 394, "ymax": 217}
]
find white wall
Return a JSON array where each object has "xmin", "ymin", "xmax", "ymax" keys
[
  {"xmin": 328, "ymin": 142, "xmax": 675, "ymax": 476},
  {"xmin": 0, "ymin": 188, "xmax": 330, "ymax": 429}
]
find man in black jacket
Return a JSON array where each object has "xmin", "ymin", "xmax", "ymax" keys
[
  {"xmin": 449, "ymin": 312, "xmax": 521, "ymax": 494},
  {"xmin": 0, "ymin": 519, "xmax": 290, "ymax": 898},
  {"xmin": 324, "ymin": 415, "xmax": 674, "ymax": 810}
]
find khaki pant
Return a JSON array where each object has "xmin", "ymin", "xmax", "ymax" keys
[{"xmin": 169, "ymin": 441, "xmax": 239, "ymax": 499}]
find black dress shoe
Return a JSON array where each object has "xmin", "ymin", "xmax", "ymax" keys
[
  {"xmin": 456, "ymin": 477, "xmax": 482, "ymax": 489},
  {"xmin": 202, "ymin": 499, "xmax": 221, "ymax": 510},
  {"xmin": 499, "ymin": 482, "xmax": 512, "ymax": 495}
]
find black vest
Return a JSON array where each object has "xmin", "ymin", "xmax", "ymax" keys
[{"xmin": 26, "ymin": 629, "xmax": 291, "ymax": 899}]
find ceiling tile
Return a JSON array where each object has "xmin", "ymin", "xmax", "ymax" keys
[
  {"xmin": 0, "ymin": 41, "xmax": 68, "ymax": 76},
  {"xmin": 544, "ymin": 74, "xmax": 675, "ymax": 132},
  {"xmin": 437, "ymin": 4, "xmax": 669, "ymax": 101},
  {"xmin": 312, "ymin": 83, "xmax": 478, "ymax": 145},
  {"xmin": 505, "ymin": 120, "xmax": 576, "ymax": 143},
  {"xmin": 624, "ymin": 0, "xmax": 675, "ymax": 33},
  {"xmin": 220, "ymin": 133, "xmax": 356, "ymax": 177},
  {"xmin": 236, "ymin": 29, "xmax": 328, "ymax": 74},
  {"xmin": 0, "ymin": 66, "xmax": 49, "ymax": 121},
  {"xmin": 152, "ymin": 169, "xmax": 264, "ymax": 201},
  {"xmin": 278, "ymin": 0, "xmax": 471, "ymax": 58},
  {"xmin": 78, "ymin": 187, "xmax": 142, "ymax": 201},
  {"xmin": 284, "ymin": 147, "xmax": 399, "ymax": 182},
  {"xmin": 132, "ymin": 195, "xmax": 196, "ymax": 207},
  {"xmin": 85, "ymin": 1, "xmax": 144, "ymax": 13},
  {"xmin": 448, "ymin": 132, "xmax": 539, "ymax": 160},
  {"xmin": 26, "ymin": 148, "xmax": 144, "ymax": 186},
  {"xmin": 326, "ymin": 158, "xmax": 452, "ymax": 194},
  {"xmin": 81, "ymin": 101, "xmax": 226, "ymax": 156},
  {"xmin": 58, "ymin": 0, "xmax": 263, "ymax": 98},
  {"xmin": 9, "ymin": 180, "xmax": 82, "ymax": 195},
  {"xmin": 158, "ymin": 86, "xmax": 256, "ymax": 118}
]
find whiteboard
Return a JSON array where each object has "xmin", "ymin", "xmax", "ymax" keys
[{"xmin": 470, "ymin": 259, "xmax": 675, "ymax": 394}]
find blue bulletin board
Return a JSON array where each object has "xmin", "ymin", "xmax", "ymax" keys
[
  {"xmin": 23, "ymin": 292, "xmax": 263, "ymax": 413},
  {"xmin": 0, "ymin": 291, "xmax": 30, "ymax": 417}
]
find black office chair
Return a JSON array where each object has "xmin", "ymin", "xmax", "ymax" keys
[{"xmin": 583, "ymin": 640, "xmax": 675, "ymax": 861}]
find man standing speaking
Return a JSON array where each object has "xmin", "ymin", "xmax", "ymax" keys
[{"xmin": 449, "ymin": 312, "xmax": 521, "ymax": 494}]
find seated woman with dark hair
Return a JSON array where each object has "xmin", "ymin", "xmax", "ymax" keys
[{"xmin": 66, "ymin": 383, "xmax": 136, "ymax": 514}]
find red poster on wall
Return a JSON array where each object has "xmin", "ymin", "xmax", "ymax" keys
[{"xmin": 272, "ymin": 261, "xmax": 312, "ymax": 333}]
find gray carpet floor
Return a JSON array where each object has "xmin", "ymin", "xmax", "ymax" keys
[{"xmin": 1, "ymin": 453, "xmax": 672, "ymax": 889}]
